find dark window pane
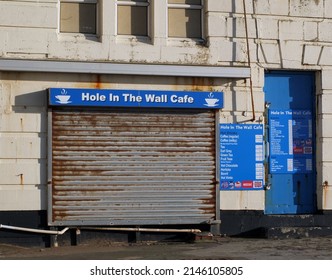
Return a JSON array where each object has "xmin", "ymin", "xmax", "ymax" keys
[
  {"xmin": 168, "ymin": 0, "xmax": 201, "ymax": 5},
  {"xmin": 60, "ymin": 3, "xmax": 96, "ymax": 34},
  {"xmin": 118, "ymin": 6, "xmax": 148, "ymax": 36},
  {"xmin": 168, "ymin": 8, "xmax": 201, "ymax": 38}
]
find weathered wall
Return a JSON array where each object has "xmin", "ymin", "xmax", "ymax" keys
[
  {"xmin": 216, "ymin": 0, "xmax": 332, "ymax": 210},
  {"xmin": 1, "ymin": 0, "xmax": 332, "ymax": 211},
  {"xmin": 0, "ymin": 0, "xmax": 241, "ymax": 66},
  {"xmin": 0, "ymin": 72, "xmax": 246, "ymax": 211}
]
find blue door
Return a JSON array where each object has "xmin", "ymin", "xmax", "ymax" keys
[{"xmin": 264, "ymin": 71, "xmax": 316, "ymax": 214}]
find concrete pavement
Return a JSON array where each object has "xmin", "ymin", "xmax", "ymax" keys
[{"xmin": 1, "ymin": 236, "xmax": 332, "ymax": 260}]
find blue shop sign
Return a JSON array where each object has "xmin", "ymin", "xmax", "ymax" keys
[
  {"xmin": 220, "ymin": 124, "xmax": 264, "ymax": 191},
  {"xmin": 48, "ymin": 88, "xmax": 223, "ymax": 109}
]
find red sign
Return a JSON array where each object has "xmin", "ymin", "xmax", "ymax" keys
[{"xmin": 242, "ymin": 181, "xmax": 253, "ymax": 188}]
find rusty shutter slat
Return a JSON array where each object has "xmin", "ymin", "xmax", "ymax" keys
[{"xmin": 50, "ymin": 107, "xmax": 216, "ymax": 226}]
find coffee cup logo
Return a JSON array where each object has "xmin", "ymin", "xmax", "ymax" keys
[
  {"xmin": 205, "ymin": 92, "xmax": 219, "ymax": 107},
  {"xmin": 55, "ymin": 89, "xmax": 71, "ymax": 104}
]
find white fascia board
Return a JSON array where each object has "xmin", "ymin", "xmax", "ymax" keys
[{"xmin": 0, "ymin": 59, "xmax": 250, "ymax": 78}]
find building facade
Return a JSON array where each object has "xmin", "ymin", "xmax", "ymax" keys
[{"xmin": 0, "ymin": 0, "xmax": 332, "ymax": 244}]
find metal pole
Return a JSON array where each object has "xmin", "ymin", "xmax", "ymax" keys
[{"xmin": 243, "ymin": 0, "xmax": 256, "ymax": 121}]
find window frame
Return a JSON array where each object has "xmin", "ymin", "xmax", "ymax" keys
[
  {"xmin": 167, "ymin": 0, "xmax": 204, "ymax": 41},
  {"xmin": 59, "ymin": 0, "xmax": 99, "ymax": 37},
  {"xmin": 115, "ymin": 0, "xmax": 151, "ymax": 39}
]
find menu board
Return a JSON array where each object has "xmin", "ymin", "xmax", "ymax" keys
[
  {"xmin": 269, "ymin": 110, "xmax": 313, "ymax": 174},
  {"xmin": 220, "ymin": 124, "xmax": 264, "ymax": 191}
]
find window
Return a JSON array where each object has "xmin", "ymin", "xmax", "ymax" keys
[
  {"xmin": 117, "ymin": 0, "xmax": 149, "ymax": 36},
  {"xmin": 168, "ymin": 0, "xmax": 203, "ymax": 39},
  {"xmin": 60, "ymin": 0, "xmax": 97, "ymax": 34}
]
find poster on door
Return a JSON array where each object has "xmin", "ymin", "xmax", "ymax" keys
[
  {"xmin": 220, "ymin": 124, "xmax": 264, "ymax": 190},
  {"xmin": 269, "ymin": 109, "xmax": 313, "ymax": 174}
]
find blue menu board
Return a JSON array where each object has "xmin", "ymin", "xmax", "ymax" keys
[
  {"xmin": 269, "ymin": 110, "xmax": 313, "ymax": 174},
  {"xmin": 220, "ymin": 124, "xmax": 264, "ymax": 191}
]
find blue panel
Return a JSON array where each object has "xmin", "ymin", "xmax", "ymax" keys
[
  {"xmin": 269, "ymin": 110, "xmax": 313, "ymax": 174},
  {"xmin": 220, "ymin": 124, "xmax": 264, "ymax": 191},
  {"xmin": 49, "ymin": 88, "xmax": 223, "ymax": 109},
  {"xmin": 264, "ymin": 72, "xmax": 316, "ymax": 214},
  {"xmin": 264, "ymin": 72, "xmax": 314, "ymax": 110}
]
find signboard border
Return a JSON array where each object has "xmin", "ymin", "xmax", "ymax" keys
[
  {"xmin": 48, "ymin": 88, "xmax": 224, "ymax": 109},
  {"xmin": 219, "ymin": 123, "xmax": 265, "ymax": 191}
]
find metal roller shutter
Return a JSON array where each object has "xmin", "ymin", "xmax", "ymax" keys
[{"xmin": 49, "ymin": 107, "xmax": 217, "ymax": 226}]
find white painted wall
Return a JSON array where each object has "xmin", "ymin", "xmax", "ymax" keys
[
  {"xmin": 219, "ymin": 0, "xmax": 332, "ymax": 210},
  {"xmin": 1, "ymin": 0, "xmax": 332, "ymax": 211},
  {"xmin": 0, "ymin": 72, "xmax": 243, "ymax": 211}
]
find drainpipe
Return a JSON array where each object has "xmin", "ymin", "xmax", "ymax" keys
[
  {"xmin": 80, "ymin": 227, "xmax": 202, "ymax": 233},
  {"xmin": 0, "ymin": 224, "xmax": 201, "ymax": 248},
  {"xmin": 243, "ymin": 0, "xmax": 256, "ymax": 122},
  {"xmin": 0, "ymin": 224, "xmax": 69, "ymax": 235},
  {"xmin": 0, "ymin": 224, "xmax": 201, "ymax": 234}
]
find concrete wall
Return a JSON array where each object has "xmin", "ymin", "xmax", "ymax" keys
[
  {"xmin": 0, "ymin": 72, "xmax": 246, "ymax": 211},
  {"xmin": 0, "ymin": 0, "xmax": 246, "ymax": 66},
  {"xmin": 218, "ymin": 0, "xmax": 332, "ymax": 210},
  {"xmin": 1, "ymin": 0, "xmax": 332, "ymax": 211}
]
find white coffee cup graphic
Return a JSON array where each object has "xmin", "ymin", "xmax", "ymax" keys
[
  {"xmin": 205, "ymin": 98, "xmax": 218, "ymax": 106},
  {"xmin": 55, "ymin": 89, "xmax": 71, "ymax": 104},
  {"xmin": 55, "ymin": 95, "xmax": 70, "ymax": 103},
  {"xmin": 205, "ymin": 92, "xmax": 219, "ymax": 107}
]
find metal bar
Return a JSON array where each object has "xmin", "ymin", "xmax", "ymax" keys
[
  {"xmin": 0, "ymin": 59, "xmax": 251, "ymax": 78},
  {"xmin": 47, "ymin": 108, "xmax": 53, "ymax": 225},
  {"xmin": 243, "ymin": 0, "xmax": 256, "ymax": 121},
  {"xmin": 0, "ymin": 224, "xmax": 201, "ymax": 234},
  {"xmin": 0, "ymin": 224, "xmax": 69, "ymax": 235},
  {"xmin": 214, "ymin": 110, "xmax": 221, "ymax": 226},
  {"xmin": 80, "ymin": 227, "xmax": 201, "ymax": 233}
]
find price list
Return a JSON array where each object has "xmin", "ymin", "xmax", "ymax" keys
[
  {"xmin": 220, "ymin": 124, "xmax": 264, "ymax": 191},
  {"xmin": 268, "ymin": 110, "xmax": 313, "ymax": 174}
]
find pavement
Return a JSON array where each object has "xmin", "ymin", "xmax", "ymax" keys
[{"xmin": 1, "ymin": 236, "xmax": 332, "ymax": 260}]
